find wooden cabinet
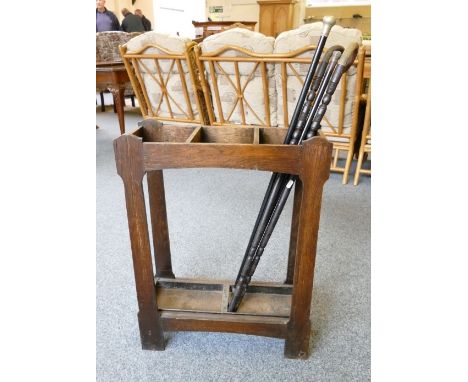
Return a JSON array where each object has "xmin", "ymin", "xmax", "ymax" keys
[
  {"xmin": 258, "ymin": 0, "xmax": 296, "ymax": 37},
  {"xmin": 192, "ymin": 21, "xmax": 257, "ymax": 40}
]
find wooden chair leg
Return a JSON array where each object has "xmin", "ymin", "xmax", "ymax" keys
[
  {"xmin": 353, "ymin": 149, "xmax": 365, "ymax": 186},
  {"xmin": 342, "ymin": 144, "xmax": 354, "ymax": 184},
  {"xmin": 332, "ymin": 146, "xmax": 340, "ymax": 169},
  {"xmin": 100, "ymin": 92, "xmax": 105, "ymax": 112}
]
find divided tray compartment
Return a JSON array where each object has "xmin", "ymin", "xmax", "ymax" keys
[
  {"xmin": 156, "ymin": 278, "xmax": 292, "ymax": 317},
  {"xmin": 134, "ymin": 119, "xmax": 288, "ymax": 145}
]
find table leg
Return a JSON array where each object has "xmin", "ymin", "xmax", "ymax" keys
[
  {"xmin": 109, "ymin": 86, "xmax": 126, "ymax": 135},
  {"xmin": 100, "ymin": 91, "xmax": 105, "ymax": 112}
]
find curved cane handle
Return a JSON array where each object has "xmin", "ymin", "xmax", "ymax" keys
[
  {"xmin": 338, "ymin": 42, "xmax": 360, "ymax": 71},
  {"xmin": 321, "ymin": 16, "xmax": 336, "ymax": 37}
]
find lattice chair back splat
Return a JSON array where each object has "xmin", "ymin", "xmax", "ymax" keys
[
  {"xmin": 120, "ymin": 32, "xmax": 209, "ymax": 125},
  {"xmin": 196, "ymin": 27, "xmax": 277, "ymax": 128}
]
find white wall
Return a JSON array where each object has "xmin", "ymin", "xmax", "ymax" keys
[
  {"xmin": 206, "ymin": 0, "xmax": 259, "ymax": 31},
  {"xmin": 153, "ymin": 0, "xmax": 206, "ymax": 38},
  {"xmin": 205, "ymin": 0, "xmax": 307, "ymax": 32},
  {"xmin": 101, "ymin": 0, "xmax": 154, "ymax": 26}
]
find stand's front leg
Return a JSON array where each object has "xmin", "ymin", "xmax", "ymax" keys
[
  {"xmin": 284, "ymin": 138, "xmax": 332, "ymax": 359},
  {"xmin": 114, "ymin": 135, "xmax": 165, "ymax": 350},
  {"xmin": 147, "ymin": 170, "xmax": 175, "ymax": 278}
]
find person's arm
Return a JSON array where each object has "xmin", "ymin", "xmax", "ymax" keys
[
  {"xmin": 111, "ymin": 13, "xmax": 120, "ymax": 31},
  {"xmin": 142, "ymin": 17, "xmax": 151, "ymax": 31}
]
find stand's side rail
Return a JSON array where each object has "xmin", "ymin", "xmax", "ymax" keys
[{"xmin": 143, "ymin": 143, "xmax": 303, "ymax": 174}]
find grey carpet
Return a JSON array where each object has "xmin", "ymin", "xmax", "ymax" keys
[{"xmin": 96, "ymin": 107, "xmax": 371, "ymax": 382}]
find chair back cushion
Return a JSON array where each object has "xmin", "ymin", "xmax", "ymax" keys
[
  {"xmin": 274, "ymin": 23, "xmax": 362, "ymax": 133},
  {"xmin": 123, "ymin": 32, "xmax": 203, "ymax": 122},
  {"xmin": 200, "ymin": 28, "xmax": 277, "ymax": 126}
]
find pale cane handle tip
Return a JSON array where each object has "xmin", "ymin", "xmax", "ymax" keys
[
  {"xmin": 338, "ymin": 42, "xmax": 359, "ymax": 70},
  {"xmin": 321, "ymin": 16, "xmax": 336, "ymax": 37}
]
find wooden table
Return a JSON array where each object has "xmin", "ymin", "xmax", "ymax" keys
[{"xmin": 96, "ymin": 62, "xmax": 130, "ymax": 135}]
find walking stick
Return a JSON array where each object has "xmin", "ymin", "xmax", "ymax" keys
[
  {"xmin": 233, "ymin": 16, "xmax": 337, "ymax": 286},
  {"xmin": 229, "ymin": 42, "xmax": 359, "ymax": 312}
]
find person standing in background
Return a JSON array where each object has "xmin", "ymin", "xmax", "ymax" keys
[
  {"xmin": 120, "ymin": 8, "xmax": 145, "ymax": 33},
  {"xmin": 96, "ymin": 0, "xmax": 120, "ymax": 32},
  {"xmin": 135, "ymin": 9, "xmax": 152, "ymax": 31}
]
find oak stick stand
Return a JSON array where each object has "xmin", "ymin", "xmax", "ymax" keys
[{"xmin": 114, "ymin": 119, "xmax": 332, "ymax": 359}]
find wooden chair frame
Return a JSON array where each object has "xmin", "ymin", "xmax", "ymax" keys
[
  {"xmin": 195, "ymin": 44, "xmax": 280, "ymax": 128},
  {"xmin": 353, "ymin": 77, "xmax": 371, "ymax": 185},
  {"xmin": 195, "ymin": 44, "xmax": 366, "ymax": 182},
  {"xmin": 118, "ymin": 38, "xmax": 370, "ymax": 184},
  {"xmin": 120, "ymin": 41, "xmax": 209, "ymax": 125},
  {"xmin": 341, "ymin": 45, "xmax": 371, "ymax": 184}
]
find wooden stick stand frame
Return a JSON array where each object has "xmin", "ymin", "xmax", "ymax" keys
[{"xmin": 114, "ymin": 119, "xmax": 332, "ymax": 359}]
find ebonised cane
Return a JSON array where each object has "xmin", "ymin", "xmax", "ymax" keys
[
  {"xmin": 229, "ymin": 42, "xmax": 359, "ymax": 312},
  {"xmin": 233, "ymin": 16, "xmax": 337, "ymax": 288}
]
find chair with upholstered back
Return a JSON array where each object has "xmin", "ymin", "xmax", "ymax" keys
[
  {"xmin": 195, "ymin": 24, "xmax": 363, "ymax": 150},
  {"xmin": 119, "ymin": 32, "xmax": 209, "ymax": 125},
  {"xmin": 273, "ymin": 22, "xmax": 363, "ymax": 183},
  {"xmin": 195, "ymin": 27, "xmax": 277, "ymax": 128}
]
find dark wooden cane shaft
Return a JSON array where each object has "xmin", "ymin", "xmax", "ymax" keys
[
  {"xmin": 147, "ymin": 170, "xmax": 175, "ymax": 278},
  {"xmin": 228, "ymin": 50, "xmax": 345, "ymax": 312},
  {"xmin": 233, "ymin": 41, "xmax": 336, "ymax": 288}
]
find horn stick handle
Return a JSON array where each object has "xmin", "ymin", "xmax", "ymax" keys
[{"xmin": 338, "ymin": 42, "xmax": 359, "ymax": 70}]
